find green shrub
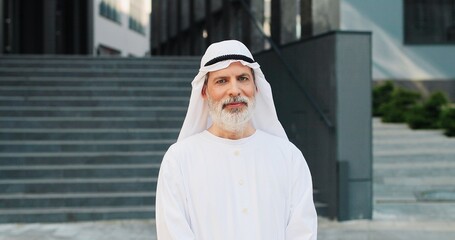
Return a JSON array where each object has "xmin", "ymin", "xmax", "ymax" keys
[
  {"xmin": 373, "ymin": 81, "xmax": 395, "ymax": 116},
  {"xmin": 406, "ymin": 91, "xmax": 449, "ymax": 129},
  {"xmin": 440, "ymin": 106, "xmax": 455, "ymax": 137},
  {"xmin": 380, "ymin": 88, "xmax": 421, "ymax": 123},
  {"xmin": 406, "ymin": 105, "xmax": 428, "ymax": 129}
]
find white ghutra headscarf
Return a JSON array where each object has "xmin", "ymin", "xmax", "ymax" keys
[{"xmin": 177, "ymin": 40, "xmax": 288, "ymax": 141}]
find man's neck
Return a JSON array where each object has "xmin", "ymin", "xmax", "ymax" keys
[{"xmin": 208, "ymin": 122, "xmax": 256, "ymax": 140}]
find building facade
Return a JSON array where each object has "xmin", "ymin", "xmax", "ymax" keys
[
  {"xmin": 152, "ymin": 0, "xmax": 455, "ymax": 81},
  {"xmin": 94, "ymin": 0, "xmax": 151, "ymax": 56},
  {"xmin": 150, "ymin": 0, "xmax": 311, "ymax": 55},
  {"xmin": 0, "ymin": 0, "xmax": 151, "ymax": 56},
  {"xmin": 339, "ymin": 0, "xmax": 455, "ymax": 81}
]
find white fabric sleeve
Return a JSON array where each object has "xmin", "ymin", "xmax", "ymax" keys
[
  {"xmin": 285, "ymin": 149, "xmax": 318, "ymax": 240},
  {"xmin": 155, "ymin": 149, "xmax": 195, "ymax": 240}
]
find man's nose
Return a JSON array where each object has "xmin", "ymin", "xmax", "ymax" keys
[{"xmin": 228, "ymin": 81, "xmax": 241, "ymax": 96}]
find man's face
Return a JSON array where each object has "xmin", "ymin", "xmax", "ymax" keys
[{"xmin": 202, "ymin": 62, "xmax": 256, "ymax": 130}]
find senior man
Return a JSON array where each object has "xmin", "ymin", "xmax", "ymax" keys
[{"xmin": 156, "ymin": 40, "xmax": 317, "ymax": 240}]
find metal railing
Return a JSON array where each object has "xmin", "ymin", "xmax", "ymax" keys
[{"xmin": 234, "ymin": 0, "xmax": 334, "ymax": 129}]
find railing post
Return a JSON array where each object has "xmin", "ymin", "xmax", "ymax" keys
[{"xmin": 338, "ymin": 160, "xmax": 349, "ymax": 221}]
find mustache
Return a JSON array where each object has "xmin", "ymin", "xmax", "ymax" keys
[{"xmin": 222, "ymin": 96, "xmax": 249, "ymax": 109}]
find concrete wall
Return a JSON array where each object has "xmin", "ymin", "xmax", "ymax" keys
[
  {"xmin": 340, "ymin": 0, "xmax": 455, "ymax": 81},
  {"xmin": 336, "ymin": 33, "xmax": 372, "ymax": 219},
  {"xmin": 93, "ymin": 0, "xmax": 151, "ymax": 56}
]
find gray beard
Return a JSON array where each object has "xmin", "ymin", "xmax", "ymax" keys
[{"xmin": 207, "ymin": 95, "xmax": 255, "ymax": 133}]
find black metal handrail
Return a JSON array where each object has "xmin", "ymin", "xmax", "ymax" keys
[{"xmin": 235, "ymin": 0, "xmax": 334, "ymax": 129}]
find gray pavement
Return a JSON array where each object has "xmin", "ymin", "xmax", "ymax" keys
[
  {"xmin": 1, "ymin": 118, "xmax": 455, "ymax": 240},
  {"xmin": 0, "ymin": 220, "xmax": 156, "ymax": 240}
]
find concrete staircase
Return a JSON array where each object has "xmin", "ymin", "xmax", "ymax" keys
[{"xmin": 0, "ymin": 55, "xmax": 198, "ymax": 223}]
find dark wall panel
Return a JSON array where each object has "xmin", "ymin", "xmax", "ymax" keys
[
  {"xmin": 255, "ymin": 31, "xmax": 372, "ymax": 220},
  {"xmin": 20, "ymin": 0, "xmax": 44, "ymax": 54}
]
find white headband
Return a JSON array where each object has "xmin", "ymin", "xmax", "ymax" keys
[{"xmin": 177, "ymin": 40, "xmax": 288, "ymax": 141}]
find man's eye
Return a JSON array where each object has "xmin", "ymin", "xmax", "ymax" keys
[
  {"xmin": 239, "ymin": 76, "xmax": 249, "ymax": 81},
  {"xmin": 216, "ymin": 79, "xmax": 227, "ymax": 84}
]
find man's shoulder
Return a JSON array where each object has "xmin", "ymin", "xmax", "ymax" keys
[
  {"xmin": 167, "ymin": 131, "xmax": 206, "ymax": 153},
  {"xmin": 255, "ymin": 130, "xmax": 306, "ymax": 164},
  {"xmin": 256, "ymin": 130, "xmax": 299, "ymax": 150}
]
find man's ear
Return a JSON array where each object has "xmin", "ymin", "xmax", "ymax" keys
[{"xmin": 201, "ymin": 85, "xmax": 207, "ymax": 99}]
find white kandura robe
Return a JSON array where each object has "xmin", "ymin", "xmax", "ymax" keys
[{"xmin": 156, "ymin": 130, "xmax": 317, "ymax": 240}]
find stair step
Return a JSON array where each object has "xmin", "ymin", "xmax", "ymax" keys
[
  {"xmin": 0, "ymin": 96, "xmax": 189, "ymax": 107},
  {"xmin": 0, "ymin": 77, "xmax": 192, "ymax": 87},
  {"xmin": 0, "ymin": 60, "xmax": 198, "ymax": 69},
  {"xmin": 0, "ymin": 151, "xmax": 165, "ymax": 158},
  {"xmin": 0, "ymin": 55, "xmax": 198, "ymax": 63},
  {"xmin": 0, "ymin": 128, "xmax": 179, "ymax": 133},
  {"xmin": 0, "ymin": 206, "xmax": 155, "ymax": 223},
  {"xmin": 0, "ymin": 126, "xmax": 180, "ymax": 133},
  {"xmin": 0, "ymin": 57, "xmax": 197, "ymax": 62},
  {"xmin": 0, "ymin": 155, "xmax": 164, "ymax": 166},
  {"xmin": 0, "ymin": 177, "xmax": 158, "ymax": 193},
  {"xmin": 0, "ymin": 141, "xmax": 172, "ymax": 153},
  {"xmin": 0, "ymin": 163, "xmax": 160, "ymax": 171},
  {"xmin": 0, "ymin": 87, "xmax": 191, "ymax": 97},
  {"xmin": 0, "ymin": 117, "xmax": 183, "ymax": 129},
  {"xmin": 0, "ymin": 128, "xmax": 180, "ymax": 141},
  {"xmin": 0, "ymin": 54, "xmax": 198, "ymax": 58},
  {"xmin": 0, "ymin": 86, "xmax": 191, "ymax": 91},
  {"xmin": 0, "ymin": 67, "xmax": 196, "ymax": 72},
  {"xmin": 0, "ymin": 106, "xmax": 187, "ymax": 110},
  {"xmin": 0, "ymin": 96, "xmax": 189, "ymax": 100},
  {"xmin": 315, "ymin": 201, "xmax": 328, "ymax": 216},
  {"xmin": 0, "ymin": 100, "xmax": 189, "ymax": 107},
  {"xmin": 0, "ymin": 192, "xmax": 154, "ymax": 208},
  {"xmin": 0, "ymin": 206, "xmax": 154, "ymax": 214},
  {"xmin": 0, "ymin": 99, "xmax": 189, "ymax": 108},
  {"xmin": 0, "ymin": 67, "xmax": 196, "ymax": 78},
  {"xmin": 0, "ymin": 192, "xmax": 155, "ymax": 209},
  {"xmin": 0, "ymin": 112, "xmax": 185, "ymax": 118},
  {"xmin": 0, "ymin": 165, "xmax": 160, "ymax": 179},
  {"xmin": 0, "ymin": 56, "xmax": 200, "ymax": 223},
  {"xmin": 0, "ymin": 163, "xmax": 160, "ymax": 170},
  {"xmin": 0, "ymin": 140, "xmax": 174, "ymax": 145},
  {"xmin": 315, "ymin": 202, "xmax": 328, "ymax": 208},
  {"xmin": 0, "ymin": 192, "xmax": 155, "ymax": 199},
  {"xmin": 0, "ymin": 106, "xmax": 187, "ymax": 117}
]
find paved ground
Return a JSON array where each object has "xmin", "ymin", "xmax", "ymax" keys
[
  {"xmin": 372, "ymin": 118, "xmax": 455, "ymax": 223},
  {"xmin": 0, "ymin": 220, "xmax": 156, "ymax": 240},
  {"xmin": 1, "ymin": 118, "xmax": 454, "ymax": 239}
]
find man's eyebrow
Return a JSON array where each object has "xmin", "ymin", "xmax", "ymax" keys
[
  {"xmin": 238, "ymin": 73, "xmax": 252, "ymax": 77},
  {"xmin": 209, "ymin": 75, "xmax": 228, "ymax": 83},
  {"xmin": 211, "ymin": 75, "xmax": 228, "ymax": 80},
  {"xmin": 210, "ymin": 72, "xmax": 252, "ymax": 81}
]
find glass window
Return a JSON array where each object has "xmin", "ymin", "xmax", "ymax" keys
[
  {"xmin": 97, "ymin": 44, "xmax": 121, "ymax": 56},
  {"xmin": 129, "ymin": 0, "xmax": 146, "ymax": 35},
  {"xmin": 404, "ymin": 0, "xmax": 455, "ymax": 44},
  {"xmin": 99, "ymin": 0, "xmax": 121, "ymax": 24}
]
